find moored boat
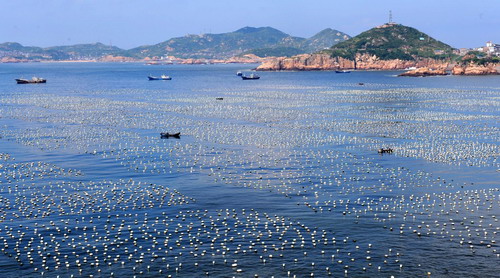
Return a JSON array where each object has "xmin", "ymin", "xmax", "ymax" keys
[
  {"xmin": 241, "ymin": 73, "xmax": 260, "ymax": 80},
  {"xmin": 15, "ymin": 77, "xmax": 46, "ymax": 84},
  {"xmin": 148, "ymin": 74, "xmax": 172, "ymax": 80},
  {"xmin": 236, "ymin": 71, "xmax": 243, "ymax": 76},
  {"xmin": 335, "ymin": 70, "xmax": 351, "ymax": 73},
  {"xmin": 378, "ymin": 148, "xmax": 393, "ymax": 154},
  {"xmin": 160, "ymin": 132, "xmax": 180, "ymax": 138}
]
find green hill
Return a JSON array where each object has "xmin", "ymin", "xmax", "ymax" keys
[
  {"xmin": 302, "ymin": 28, "xmax": 351, "ymax": 53},
  {"xmin": 0, "ymin": 42, "xmax": 123, "ymax": 60},
  {"xmin": 126, "ymin": 27, "xmax": 305, "ymax": 59},
  {"xmin": 242, "ymin": 28, "xmax": 350, "ymax": 58},
  {"xmin": 46, "ymin": 43, "xmax": 124, "ymax": 58},
  {"xmin": 0, "ymin": 42, "xmax": 39, "ymax": 52},
  {"xmin": 323, "ymin": 23, "xmax": 455, "ymax": 61},
  {"xmin": 0, "ymin": 42, "xmax": 69, "ymax": 60},
  {"xmin": 242, "ymin": 47, "xmax": 306, "ymax": 58},
  {"xmin": 127, "ymin": 27, "xmax": 351, "ymax": 59}
]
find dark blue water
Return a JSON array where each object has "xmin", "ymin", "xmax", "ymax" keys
[{"xmin": 0, "ymin": 62, "xmax": 499, "ymax": 277}]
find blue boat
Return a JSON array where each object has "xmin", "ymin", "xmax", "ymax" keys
[
  {"xmin": 148, "ymin": 74, "xmax": 172, "ymax": 80},
  {"xmin": 241, "ymin": 73, "xmax": 260, "ymax": 80},
  {"xmin": 16, "ymin": 77, "xmax": 46, "ymax": 84}
]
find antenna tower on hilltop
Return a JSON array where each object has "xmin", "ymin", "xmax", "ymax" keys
[{"xmin": 389, "ymin": 10, "xmax": 393, "ymax": 24}]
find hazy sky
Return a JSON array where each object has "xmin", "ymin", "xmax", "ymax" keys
[{"xmin": 1, "ymin": 0, "xmax": 498, "ymax": 49}]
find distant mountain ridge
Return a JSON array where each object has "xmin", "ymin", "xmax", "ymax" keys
[
  {"xmin": 0, "ymin": 42, "xmax": 124, "ymax": 61},
  {"xmin": 302, "ymin": 28, "xmax": 351, "ymax": 53},
  {"xmin": 126, "ymin": 27, "xmax": 351, "ymax": 59},
  {"xmin": 0, "ymin": 27, "xmax": 350, "ymax": 61},
  {"xmin": 46, "ymin": 43, "xmax": 124, "ymax": 58},
  {"xmin": 0, "ymin": 42, "xmax": 69, "ymax": 60}
]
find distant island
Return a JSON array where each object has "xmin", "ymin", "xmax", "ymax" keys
[
  {"xmin": 128, "ymin": 27, "xmax": 350, "ymax": 59},
  {"xmin": 0, "ymin": 42, "xmax": 123, "ymax": 63},
  {"xmin": 1, "ymin": 24, "xmax": 499, "ymax": 75},
  {"xmin": 0, "ymin": 27, "xmax": 350, "ymax": 63}
]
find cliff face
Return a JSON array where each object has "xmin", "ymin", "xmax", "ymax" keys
[
  {"xmin": 354, "ymin": 54, "xmax": 448, "ymax": 70},
  {"xmin": 256, "ymin": 53, "xmax": 448, "ymax": 71},
  {"xmin": 257, "ymin": 54, "xmax": 354, "ymax": 71}
]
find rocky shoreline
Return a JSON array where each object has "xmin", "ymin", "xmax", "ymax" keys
[
  {"xmin": 398, "ymin": 64, "xmax": 500, "ymax": 77},
  {"xmin": 256, "ymin": 53, "xmax": 500, "ymax": 76},
  {"xmin": 398, "ymin": 67, "xmax": 448, "ymax": 77},
  {"xmin": 256, "ymin": 53, "xmax": 448, "ymax": 71},
  {"xmin": 451, "ymin": 64, "xmax": 500, "ymax": 75},
  {"xmin": 3, "ymin": 52, "xmax": 499, "ymax": 76}
]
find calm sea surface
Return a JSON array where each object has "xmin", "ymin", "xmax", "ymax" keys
[{"xmin": 0, "ymin": 62, "xmax": 499, "ymax": 277}]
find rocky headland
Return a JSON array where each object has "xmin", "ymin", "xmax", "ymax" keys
[
  {"xmin": 451, "ymin": 63, "xmax": 499, "ymax": 75},
  {"xmin": 399, "ymin": 62, "xmax": 499, "ymax": 77},
  {"xmin": 257, "ymin": 53, "xmax": 500, "ymax": 76},
  {"xmin": 398, "ymin": 64, "xmax": 499, "ymax": 76},
  {"xmin": 256, "ymin": 53, "xmax": 449, "ymax": 71}
]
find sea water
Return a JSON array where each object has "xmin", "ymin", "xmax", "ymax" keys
[{"xmin": 0, "ymin": 62, "xmax": 498, "ymax": 277}]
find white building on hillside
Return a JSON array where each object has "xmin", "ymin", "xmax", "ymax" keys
[{"xmin": 483, "ymin": 41, "xmax": 500, "ymax": 56}]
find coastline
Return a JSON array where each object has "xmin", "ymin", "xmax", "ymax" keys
[
  {"xmin": 255, "ymin": 53, "xmax": 500, "ymax": 76},
  {"xmin": 0, "ymin": 54, "xmax": 267, "ymax": 65},
  {"xmin": 3, "ymin": 55, "xmax": 499, "ymax": 77}
]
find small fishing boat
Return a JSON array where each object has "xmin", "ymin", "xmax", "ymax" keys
[
  {"xmin": 335, "ymin": 70, "xmax": 351, "ymax": 73},
  {"xmin": 236, "ymin": 71, "xmax": 243, "ymax": 76},
  {"xmin": 241, "ymin": 73, "xmax": 260, "ymax": 80},
  {"xmin": 16, "ymin": 77, "xmax": 46, "ymax": 84},
  {"xmin": 160, "ymin": 132, "xmax": 180, "ymax": 138},
  {"xmin": 378, "ymin": 148, "xmax": 393, "ymax": 154},
  {"xmin": 148, "ymin": 74, "xmax": 172, "ymax": 80}
]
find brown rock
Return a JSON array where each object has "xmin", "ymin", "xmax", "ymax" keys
[
  {"xmin": 452, "ymin": 64, "xmax": 499, "ymax": 75},
  {"xmin": 257, "ymin": 54, "xmax": 354, "ymax": 71},
  {"xmin": 451, "ymin": 66, "xmax": 465, "ymax": 75},
  {"xmin": 399, "ymin": 67, "xmax": 448, "ymax": 77},
  {"xmin": 256, "ymin": 53, "xmax": 449, "ymax": 71}
]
